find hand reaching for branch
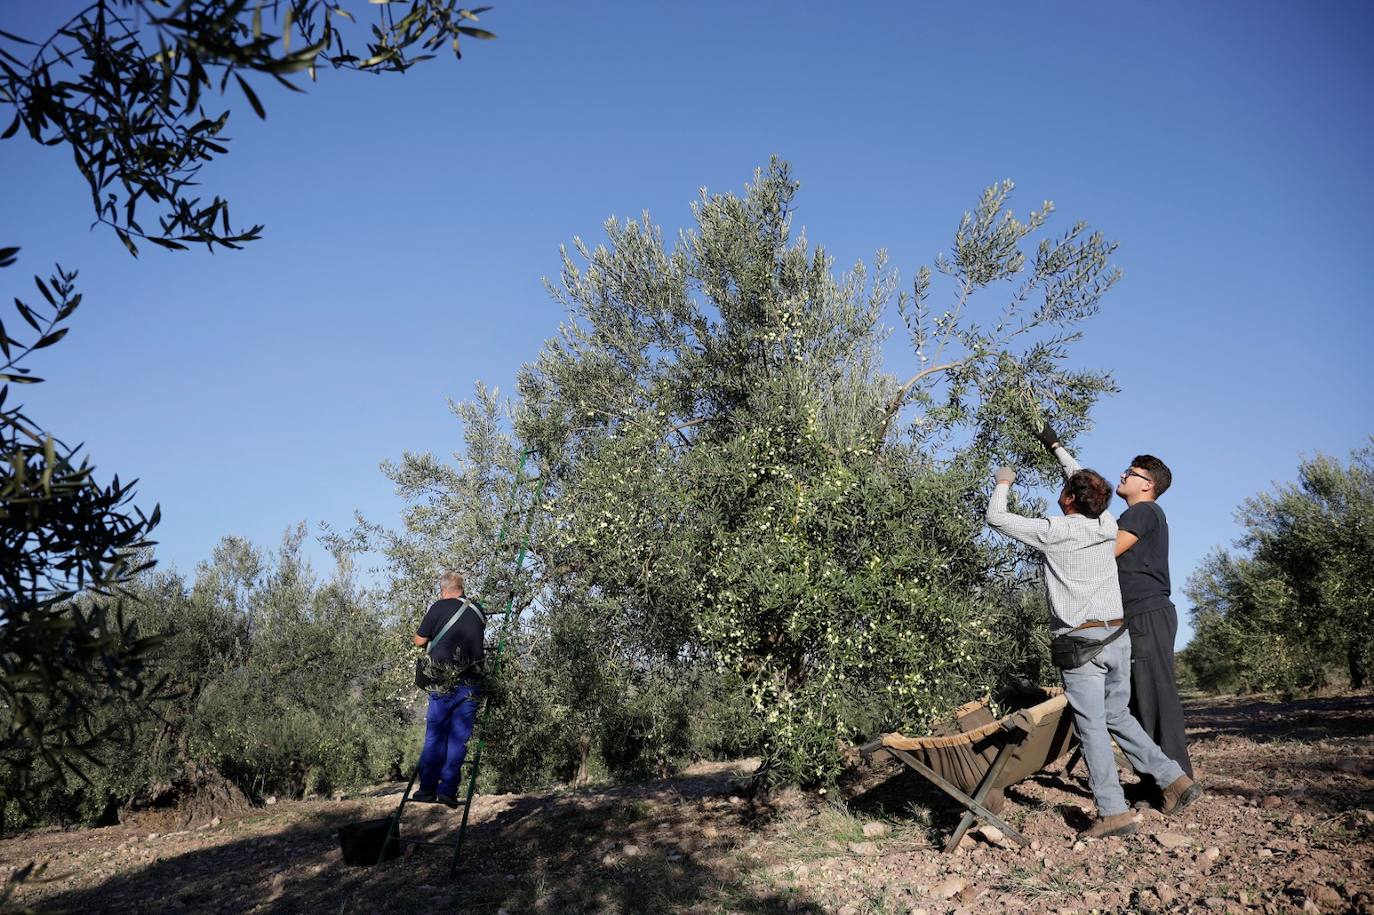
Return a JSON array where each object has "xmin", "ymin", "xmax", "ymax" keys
[
  {"xmin": 995, "ymin": 466, "xmax": 1017, "ymax": 486},
  {"xmin": 1033, "ymin": 421, "xmax": 1061, "ymax": 451}
]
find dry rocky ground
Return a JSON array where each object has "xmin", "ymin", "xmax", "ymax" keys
[{"xmin": 2, "ymin": 692, "xmax": 1371, "ymax": 914}]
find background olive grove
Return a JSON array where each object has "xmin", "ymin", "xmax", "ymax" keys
[
  {"xmin": 6, "ymin": 529, "xmax": 413, "ymax": 830},
  {"xmin": 1179, "ymin": 444, "xmax": 1373, "ymax": 696},
  {"xmin": 7, "ymin": 158, "xmax": 1133, "ymax": 828}
]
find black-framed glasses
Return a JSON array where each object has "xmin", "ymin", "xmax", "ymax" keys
[{"xmin": 1121, "ymin": 469, "xmax": 1152, "ymax": 484}]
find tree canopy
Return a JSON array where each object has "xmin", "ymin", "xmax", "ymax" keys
[
  {"xmin": 1, "ymin": 1, "xmax": 496, "ymax": 253},
  {"xmin": 500, "ymin": 159, "xmax": 1120, "ymax": 784}
]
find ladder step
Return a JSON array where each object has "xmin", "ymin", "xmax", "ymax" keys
[
  {"xmin": 396, "ymin": 837, "xmax": 459, "ymax": 849},
  {"xmin": 403, "ymin": 796, "xmax": 470, "ymax": 808}
]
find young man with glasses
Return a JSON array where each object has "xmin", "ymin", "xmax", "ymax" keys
[{"xmin": 1035, "ymin": 425, "xmax": 1194, "ymax": 781}]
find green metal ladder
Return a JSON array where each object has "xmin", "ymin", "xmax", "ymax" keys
[{"xmin": 377, "ymin": 450, "xmax": 542, "ymax": 877}]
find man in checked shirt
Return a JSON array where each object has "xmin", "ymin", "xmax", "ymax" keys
[{"xmin": 986, "ymin": 444, "xmax": 1200, "ymax": 838}]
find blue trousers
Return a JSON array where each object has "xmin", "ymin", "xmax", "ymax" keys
[
  {"xmin": 418, "ymin": 684, "xmax": 479, "ymax": 796},
  {"xmin": 1060, "ymin": 627, "xmax": 1184, "ymax": 817}
]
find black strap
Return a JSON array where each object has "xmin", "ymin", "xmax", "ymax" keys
[
  {"xmin": 426, "ymin": 598, "xmax": 475, "ymax": 657},
  {"xmin": 1067, "ymin": 620, "xmax": 1128, "ymax": 645}
]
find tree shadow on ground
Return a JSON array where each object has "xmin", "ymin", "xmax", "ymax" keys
[
  {"xmin": 35, "ymin": 769, "xmax": 824, "ymax": 915},
  {"xmin": 1028, "ymin": 766, "xmax": 1165, "ymax": 808},
  {"xmin": 838, "ymin": 693, "xmax": 1374, "ymax": 849},
  {"xmin": 1183, "ymin": 693, "xmax": 1374, "ymax": 817},
  {"xmin": 1183, "ymin": 693, "xmax": 1374, "ymax": 744},
  {"xmin": 845, "ymin": 761, "xmax": 983, "ymax": 848},
  {"xmin": 848, "ymin": 759, "xmax": 1134, "ymax": 847}
]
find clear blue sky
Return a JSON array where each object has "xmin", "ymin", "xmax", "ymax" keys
[{"xmin": 4, "ymin": 2, "xmax": 1372, "ymax": 645}]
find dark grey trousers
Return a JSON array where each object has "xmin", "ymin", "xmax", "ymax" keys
[{"xmin": 1127, "ymin": 603, "xmax": 1194, "ymax": 779}]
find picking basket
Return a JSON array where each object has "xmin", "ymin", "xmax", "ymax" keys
[{"xmin": 338, "ymin": 817, "xmax": 400, "ymax": 866}]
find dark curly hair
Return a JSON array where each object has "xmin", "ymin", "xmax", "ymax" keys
[
  {"xmin": 1130, "ymin": 454, "xmax": 1172, "ymax": 497},
  {"xmin": 1066, "ymin": 469, "xmax": 1113, "ymax": 519}
]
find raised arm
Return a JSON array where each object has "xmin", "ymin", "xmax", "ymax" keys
[
  {"xmin": 1033, "ymin": 421, "xmax": 1082, "ymax": 479},
  {"xmin": 985, "ymin": 467, "xmax": 1061, "ymax": 551},
  {"xmin": 1053, "ymin": 444, "xmax": 1082, "ymax": 478}
]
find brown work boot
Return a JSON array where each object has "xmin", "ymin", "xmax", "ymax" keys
[
  {"xmin": 1161, "ymin": 774, "xmax": 1202, "ymax": 815},
  {"xmin": 1082, "ymin": 811, "xmax": 1138, "ymax": 839}
]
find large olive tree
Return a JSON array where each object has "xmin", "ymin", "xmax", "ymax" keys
[{"xmin": 514, "ymin": 159, "xmax": 1120, "ymax": 785}]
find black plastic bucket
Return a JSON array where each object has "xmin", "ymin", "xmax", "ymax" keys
[{"xmin": 338, "ymin": 817, "xmax": 400, "ymax": 866}]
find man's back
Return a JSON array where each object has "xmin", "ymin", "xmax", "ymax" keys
[
  {"xmin": 986, "ymin": 485, "xmax": 1122, "ymax": 633},
  {"xmin": 417, "ymin": 597, "xmax": 485, "ymax": 668}
]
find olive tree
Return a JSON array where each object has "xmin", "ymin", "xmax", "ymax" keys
[
  {"xmin": 515, "ymin": 159, "xmax": 1120, "ymax": 785},
  {"xmin": 0, "ymin": 257, "xmax": 162, "ymax": 832},
  {"xmin": 1183, "ymin": 444, "xmax": 1374, "ymax": 693}
]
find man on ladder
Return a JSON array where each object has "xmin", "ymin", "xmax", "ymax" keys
[
  {"xmin": 411, "ymin": 571, "xmax": 485, "ymax": 808},
  {"xmin": 379, "ymin": 453, "xmax": 540, "ymax": 873}
]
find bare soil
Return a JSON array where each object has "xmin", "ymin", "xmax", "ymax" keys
[{"xmin": 3, "ymin": 692, "xmax": 1372, "ymax": 914}]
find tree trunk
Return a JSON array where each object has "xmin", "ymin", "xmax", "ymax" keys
[
  {"xmin": 1350, "ymin": 643, "xmax": 1367, "ymax": 690},
  {"xmin": 574, "ymin": 735, "xmax": 592, "ymax": 788},
  {"xmin": 174, "ymin": 761, "xmax": 251, "ymax": 828}
]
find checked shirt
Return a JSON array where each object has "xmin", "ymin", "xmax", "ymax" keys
[{"xmin": 985, "ymin": 446, "xmax": 1123, "ymax": 634}]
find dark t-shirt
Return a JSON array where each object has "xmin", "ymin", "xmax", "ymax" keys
[
  {"xmin": 1117, "ymin": 501, "xmax": 1172, "ymax": 615},
  {"xmin": 416, "ymin": 597, "xmax": 486, "ymax": 667}
]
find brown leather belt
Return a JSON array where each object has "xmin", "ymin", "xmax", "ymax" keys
[{"xmin": 1075, "ymin": 618, "xmax": 1124, "ymax": 629}]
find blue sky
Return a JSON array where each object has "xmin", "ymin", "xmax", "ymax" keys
[{"xmin": 4, "ymin": 2, "xmax": 1372, "ymax": 645}]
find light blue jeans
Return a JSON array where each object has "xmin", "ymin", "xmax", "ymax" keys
[{"xmin": 1060, "ymin": 627, "xmax": 1185, "ymax": 817}]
